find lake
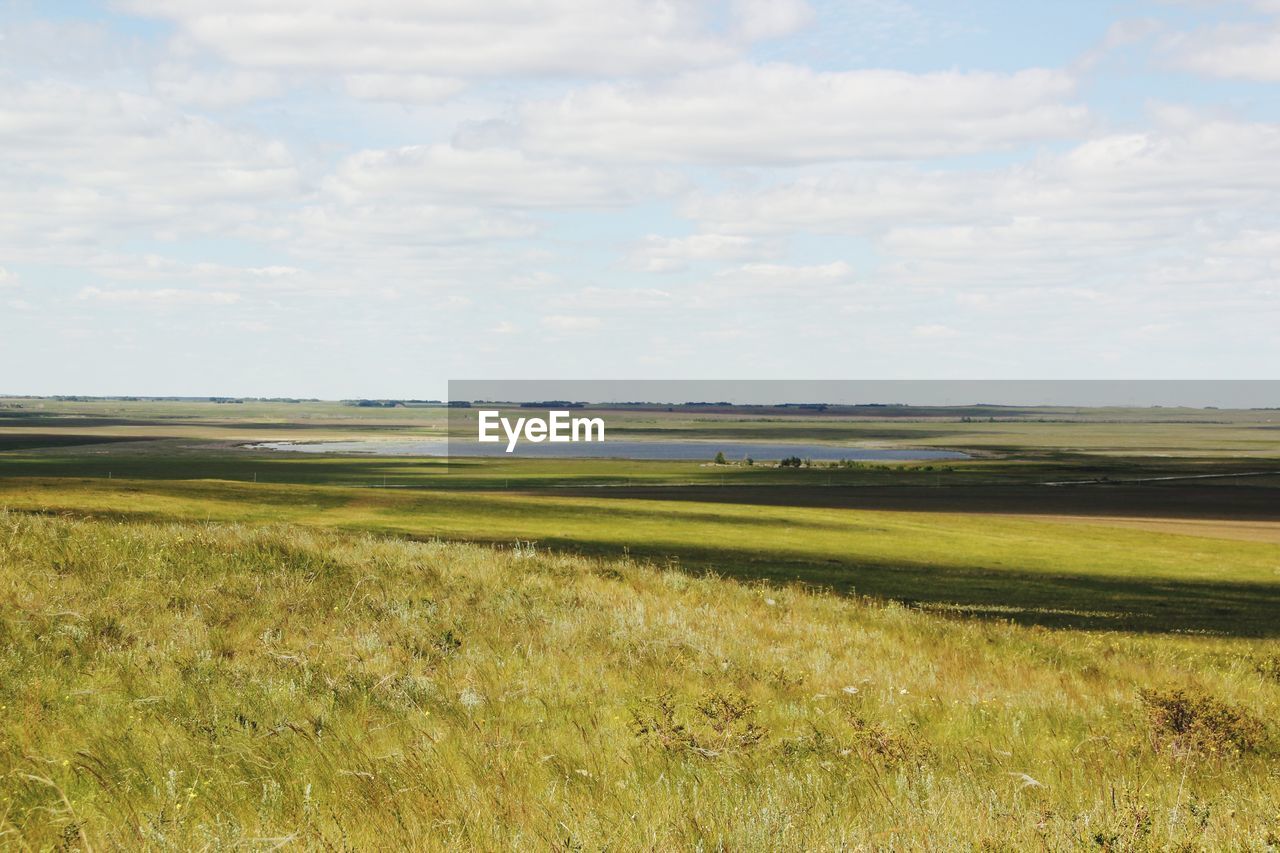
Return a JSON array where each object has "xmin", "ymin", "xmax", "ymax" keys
[{"xmin": 244, "ymin": 439, "xmax": 969, "ymax": 462}]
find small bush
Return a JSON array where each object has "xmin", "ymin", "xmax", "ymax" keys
[
  {"xmin": 846, "ymin": 715, "xmax": 932, "ymax": 767},
  {"xmin": 1138, "ymin": 688, "xmax": 1266, "ymax": 756},
  {"xmin": 631, "ymin": 690, "xmax": 765, "ymax": 758},
  {"xmin": 1255, "ymin": 655, "xmax": 1280, "ymax": 683}
]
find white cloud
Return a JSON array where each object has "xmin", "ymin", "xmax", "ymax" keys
[
  {"xmin": 633, "ymin": 233, "xmax": 772, "ymax": 272},
  {"xmin": 343, "ymin": 74, "xmax": 466, "ymax": 103},
  {"xmin": 716, "ymin": 261, "xmax": 853, "ymax": 283},
  {"xmin": 699, "ymin": 261, "xmax": 858, "ymax": 300},
  {"xmin": 78, "ymin": 286, "xmax": 241, "ymax": 305},
  {"xmin": 516, "ymin": 63, "xmax": 1087, "ymax": 164},
  {"xmin": 0, "ymin": 80, "xmax": 299, "ymax": 257},
  {"xmin": 559, "ymin": 286, "xmax": 677, "ymax": 311},
  {"xmin": 680, "ymin": 110, "xmax": 1280, "ymax": 310},
  {"xmin": 541, "ymin": 314, "xmax": 603, "ymax": 332},
  {"xmin": 0, "ymin": 18, "xmax": 147, "ymax": 75},
  {"xmin": 5, "ymin": 1, "xmax": 1280, "ymax": 388},
  {"xmin": 323, "ymin": 145, "xmax": 637, "ymax": 208},
  {"xmin": 291, "ymin": 203, "xmax": 535, "ymax": 256},
  {"xmin": 688, "ymin": 112, "xmax": 1280, "ymax": 238},
  {"xmin": 119, "ymin": 0, "xmax": 793, "ymax": 77},
  {"xmin": 151, "ymin": 64, "xmax": 283, "ymax": 107},
  {"xmin": 731, "ymin": 0, "xmax": 814, "ymax": 41},
  {"xmin": 684, "ymin": 170, "xmax": 977, "ymax": 234},
  {"xmin": 81, "ymin": 254, "xmax": 307, "ymax": 294},
  {"xmin": 1167, "ymin": 15, "xmax": 1280, "ymax": 81},
  {"xmin": 1211, "ymin": 229, "xmax": 1280, "ymax": 258}
]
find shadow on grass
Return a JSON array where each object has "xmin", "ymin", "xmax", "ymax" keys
[
  {"xmin": 547, "ymin": 483, "xmax": 1280, "ymax": 522},
  {"xmin": 8, "ymin": 497, "xmax": 1279, "ymax": 639},
  {"xmin": 396, "ymin": 530, "xmax": 1280, "ymax": 639}
]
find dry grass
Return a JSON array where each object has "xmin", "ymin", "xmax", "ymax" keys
[{"xmin": 1, "ymin": 511, "xmax": 1278, "ymax": 850}]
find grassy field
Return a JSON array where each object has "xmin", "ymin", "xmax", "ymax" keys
[
  {"xmin": 1, "ymin": 476, "xmax": 1279, "ymax": 637},
  {"xmin": 2, "ymin": 398, "xmax": 1279, "ymax": 847},
  {"xmin": 2, "ymin": 513, "xmax": 1278, "ymax": 849}
]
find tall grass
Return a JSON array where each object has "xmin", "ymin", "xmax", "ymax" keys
[{"xmin": 0, "ymin": 511, "xmax": 1276, "ymax": 849}]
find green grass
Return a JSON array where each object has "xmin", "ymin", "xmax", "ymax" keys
[
  {"xmin": 2, "ymin": 512, "xmax": 1277, "ymax": 849},
  {"xmin": 3, "ymin": 398, "xmax": 1279, "ymax": 846},
  {"xmin": 2, "ymin": 476, "xmax": 1278, "ymax": 636},
  {"xmin": 6, "ymin": 397, "xmax": 1280, "ymax": 455}
]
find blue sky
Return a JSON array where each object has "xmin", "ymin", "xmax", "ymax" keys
[{"xmin": 1, "ymin": 0, "xmax": 1278, "ymax": 397}]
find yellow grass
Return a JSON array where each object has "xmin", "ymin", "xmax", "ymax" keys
[{"xmin": 1, "ymin": 511, "xmax": 1277, "ymax": 849}]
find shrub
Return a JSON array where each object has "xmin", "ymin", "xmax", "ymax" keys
[
  {"xmin": 846, "ymin": 715, "xmax": 932, "ymax": 768},
  {"xmin": 1255, "ymin": 655, "xmax": 1280, "ymax": 682},
  {"xmin": 1138, "ymin": 687, "xmax": 1266, "ymax": 756},
  {"xmin": 631, "ymin": 690, "xmax": 765, "ymax": 758}
]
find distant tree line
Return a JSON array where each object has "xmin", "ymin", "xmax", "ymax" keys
[{"xmin": 345, "ymin": 399, "xmax": 443, "ymax": 408}]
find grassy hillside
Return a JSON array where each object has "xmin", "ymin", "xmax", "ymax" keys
[
  {"xmin": 3, "ymin": 477, "xmax": 1278, "ymax": 636},
  {"xmin": 1, "ymin": 512, "xmax": 1277, "ymax": 849}
]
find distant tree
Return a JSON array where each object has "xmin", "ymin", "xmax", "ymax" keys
[
  {"xmin": 744, "ymin": 456, "xmax": 754, "ymax": 466},
  {"xmin": 714, "ymin": 451, "xmax": 727, "ymax": 465}
]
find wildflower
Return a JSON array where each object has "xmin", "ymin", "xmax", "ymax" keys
[{"xmin": 899, "ymin": 688, "xmax": 908, "ymax": 695}]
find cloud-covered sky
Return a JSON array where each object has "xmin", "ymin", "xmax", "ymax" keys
[{"xmin": 2, "ymin": 0, "xmax": 1278, "ymax": 396}]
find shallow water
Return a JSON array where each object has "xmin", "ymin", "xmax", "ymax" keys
[{"xmin": 244, "ymin": 439, "xmax": 968, "ymax": 462}]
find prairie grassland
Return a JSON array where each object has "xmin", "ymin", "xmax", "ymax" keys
[
  {"xmin": 1, "ymin": 512, "xmax": 1278, "ymax": 850},
  {"xmin": 2, "ymin": 476, "xmax": 1278, "ymax": 636},
  {"xmin": 4, "ymin": 396, "xmax": 1280, "ymax": 455}
]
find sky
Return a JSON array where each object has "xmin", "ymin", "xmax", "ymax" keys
[{"xmin": 1, "ymin": 0, "xmax": 1278, "ymax": 398}]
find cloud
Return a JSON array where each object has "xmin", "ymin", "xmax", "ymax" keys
[
  {"xmin": 633, "ymin": 233, "xmax": 773, "ymax": 272},
  {"xmin": 119, "ymin": 0, "xmax": 803, "ymax": 77},
  {"xmin": 699, "ymin": 261, "xmax": 858, "ymax": 301},
  {"xmin": 731, "ymin": 0, "xmax": 814, "ymax": 41},
  {"xmin": 151, "ymin": 64, "xmax": 283, "ymax": 107},
  {"xmin": 515, "ymin": 63, "xmax": 1087, "ymax": 164},
  {"xmin": 687, "ymin": 111, "xmax": 1280, "ymax": 239},
  {"xmin": 323, "ymin": 145, "xmax": 638, "ymax": 208},
  {"xmin": 291, "ymin": 204, "xmax": 535, "ymax": 257},
  {"xmin": 1167, "ymin": 13, "xmax": 1280, "ymax": 81},
  {"xmin": 78, "ymin": 286, "xmax": 241, "ymax": 305},
  {"xmin": 5, "ymin": 0, "xmax": 1279, "ymax": 388},
  {"xmin": 681, "ymin": 109, "xmax": 1280, "ymax": 312},
  {"xmin": 716, "ymin": 261, "xmax": 854, "ymax": 284},
  {"xmin": 80, "ymin": 254, "xmax": 307, "ymax": 294},
  {"xmin": 0, "ymin": 18, "xmax": 148, "ymax": 75},
  {"xmin": 342, "ymin": 74, "xmax": 466, "ymax": 103},
  {"xmin": 0, "ymin": 80, "xmax": 299, "ymax": 257},
  {"xmin": 541, "ymin": 314, "xmax": 603, "ymax": 332}
]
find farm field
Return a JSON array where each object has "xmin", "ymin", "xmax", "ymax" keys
[{"xmin": 1, "ymin": 398, "xmax": 1279, "ymax": 847}]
